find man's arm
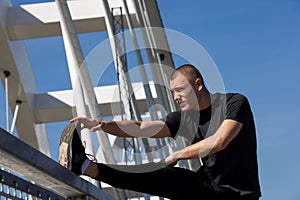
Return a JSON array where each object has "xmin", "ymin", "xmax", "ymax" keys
[
  {"xmin": 165, "ymin": 119, "xmax": 242, "ymax": 164},
  {"xmin": 71, "ymin": 117, "xmax": 171, "ymax": 138}
]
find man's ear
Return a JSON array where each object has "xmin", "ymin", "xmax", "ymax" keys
[{"xmin": 195, "ymin": 78, "xmax": 203, "ymax": 91}]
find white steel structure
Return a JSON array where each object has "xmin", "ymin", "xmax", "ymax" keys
[
  {"xmin": 0, "ymin": 0, "xmax": 173, "ymax": 155},
  {"xmin": 0, "ymin": 0, "xmax": 176, "ymax": 199}
]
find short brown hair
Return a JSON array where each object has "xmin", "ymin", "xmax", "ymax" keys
[{"xmin": 171, "ymin": 64, "xmax": 204, "ymax": 83}]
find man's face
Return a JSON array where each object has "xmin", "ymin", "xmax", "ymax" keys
[{"xmin": 170, "ymin": 75, "xmax": 199, "ymax": 111}]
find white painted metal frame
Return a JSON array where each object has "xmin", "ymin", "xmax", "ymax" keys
[{"xmin": 0, "ymin": 0, "xmax": 176, "ymax": 198}]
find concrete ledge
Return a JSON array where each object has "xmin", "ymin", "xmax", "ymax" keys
[{"xmin": 0, "ymin": 128, "xmax": 116, "ymax": 200}]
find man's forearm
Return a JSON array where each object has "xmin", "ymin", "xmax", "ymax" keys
[
  {"xmin": 167, "ymin": 134, "xmax": 221, "ymax": 164},
  {"xmin": 101, "ymin": 120, "xmax": 139, "ymax": 137},
  {"xmin": 71, "ymin": 116, "xmax": 170, "ymax": 138},
  {"xmin": 166, "ymin": 119, "xmax": 243, "ymax": 163},
  {"xmin": 100, "ymin": 120, "xmax": 170, "ymax": 138}
]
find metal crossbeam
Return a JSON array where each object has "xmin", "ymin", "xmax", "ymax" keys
[
  {"xmin": 0, "ymin": 168, "xmax": 66, "ymax": 200},
  {"xmin": 0, "ymin": 128, "xmax": 116, "ymax": 200}
]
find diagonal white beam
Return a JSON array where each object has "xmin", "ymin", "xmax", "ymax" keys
[
  {"xmin": 6, "ymin": 0, "xmax": 137, "ymax": 40},
  {"xmin": 55, "ymin": 0, "xmax": 117, "ymax": 166},
  {"xmin": 32, "ymin": 82, "xmax": 158, "ymax": 123},
  {"xmin": 0, "ymin": 1, "xmax": 50, "ymax": 156}
]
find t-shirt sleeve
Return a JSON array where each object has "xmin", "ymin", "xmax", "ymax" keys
[
  {"xmin": 225, "ymin": 94, "xmax": 253, "ymax": 126},
  {"xmin": 160, "ymin": 111, "xmax": 181, "ymax": 138}
]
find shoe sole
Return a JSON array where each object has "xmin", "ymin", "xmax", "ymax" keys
[{"xmin": 58, "ymin": 122, "xmax": 78, "ymax": 170}]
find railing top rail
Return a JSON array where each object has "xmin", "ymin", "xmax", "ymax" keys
[{"xmin": 0, "ymin": 128, "xmax": 116, "ymax": 200}]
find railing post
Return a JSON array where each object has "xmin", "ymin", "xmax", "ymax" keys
[{"xmin": 3, "ymin": 71, "xmax": 10, "ymax": 132}]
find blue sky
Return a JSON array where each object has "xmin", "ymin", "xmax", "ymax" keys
[{"xmin": 1, "ymin": 0, "xmax": 300, "ymax": 200}]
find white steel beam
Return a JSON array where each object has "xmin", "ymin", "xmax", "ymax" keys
[
  {"xmin": 0, "ymin": 0, "xmax": 175, "ymax": 160},
  {"xmin": 32, "ymin": 82, "xmax": 158, "ymax": 124},
  {"xmin": 6, "ymin": 0, "xmax": 138, "ymax": 40},
  {"xmin": 0, "ymin": 1, "xmax": 50, "ymax": 156},
  {"xmin": 55, "ymin": 0, "xmax": 117, "ymax": 171},
  {"xmin": 56, "ymin": 0, "xmax": 96, "ymax": 162}
]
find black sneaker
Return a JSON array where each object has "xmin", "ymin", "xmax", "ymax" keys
[{"xmin": 58, "ymin": 122, "xmax": 87, "ymax": 175}]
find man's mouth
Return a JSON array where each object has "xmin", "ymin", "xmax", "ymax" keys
[{"xmin": 178, "ymin": 101, "xmax": 184, "ymax": 107}]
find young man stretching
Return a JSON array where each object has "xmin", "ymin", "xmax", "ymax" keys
[{"xmin": 59, "ymin": 64, "xmax": 261, "ymax": 200}]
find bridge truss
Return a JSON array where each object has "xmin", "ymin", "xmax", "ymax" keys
[{"xmin": 0, "ymin": 0, "xmax": 197, "ymax": 199}]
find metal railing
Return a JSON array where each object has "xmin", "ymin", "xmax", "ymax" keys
[
  {"xmin": 0, "ymin": 168, "xmax": 66, "ymax": 200},
  {"xmin": 0, "ymin": 128, "xmax": 116, "ymax": 200}
]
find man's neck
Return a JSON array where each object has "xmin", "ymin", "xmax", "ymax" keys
[{"xmin": 198, "ymin": 89, "xmax": 212, "ymax": 110}]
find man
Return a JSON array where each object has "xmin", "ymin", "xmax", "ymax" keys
[{"xmin": 59, "ymin": 64, "xmax": 261, "ymax": 200}]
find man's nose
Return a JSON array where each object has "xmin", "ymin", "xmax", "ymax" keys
[{"xmin": 173, "ymin": 92, "xmax": 179, "ymax": 101}]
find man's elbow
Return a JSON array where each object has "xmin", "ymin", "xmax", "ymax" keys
[{"xmin": 214, "ymin": 137, "xmax": 229, "ymax": 151}]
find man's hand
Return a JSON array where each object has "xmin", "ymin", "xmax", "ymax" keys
[
  {"xmin": 164, "ymin": 150, "xmax": 184, "ymax": 166},
  {"xmin": 70, "ymin": 117, "xmax": 104, "ymax": 132}
]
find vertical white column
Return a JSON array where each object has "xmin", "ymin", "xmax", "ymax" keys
[
  {"xmin": 55, "ymin": 0, "xmax": 116, "ymax": 164},
  {"xmin": 55, "ymin": 0, "xmax": 94, "ymax": 157},
  {"xmin": 101, "ymin": 0, "xmax": 145, "ymax": 122},
  {"xmin": 4, "ymin": 71, "xmax": 10, "ymax": 132},
  {"xmin": 10, "ymin": 100, "xmax": 22, "ymax": 133},
  {"xmin": 131, "ymin": 0, "xmax": 171, "ymax": 115},
  {"xmin": 121, "ymin": 0, "xmax": 158, "ymax": 119}
]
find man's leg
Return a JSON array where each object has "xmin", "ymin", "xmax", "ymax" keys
[
  {"xmin": 59, "ymin": 123, "xmax": 220, "ymax": 199},
  {"xmin": 85, "ymin": 162, "xmax": 220, "ymax": 200}
]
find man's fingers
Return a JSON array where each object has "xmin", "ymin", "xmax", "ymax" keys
[
  {"xmin": 91, "ymin": 127, "xmax": 97, "ymax": 132},
  {"xmin": 70, "ymin": 116, "xmax": 82, "ymax": 123},
  {"xmin": 80, "ymin": 123, "xmax": 86, "ymax": 129},
  {"xmin": 91, "ymin": 121, "xmax": 104, "ymax": 132},
  {"xmin": 69, "ymin": 117, "xmax": 100, "ymax": 131},
  {"xmin": 164, "ymin": 156, "xmax": 178, "ymax": 166}
]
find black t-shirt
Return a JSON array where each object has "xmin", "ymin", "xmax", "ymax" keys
[{"xmin": 162, "ymin": 93, "xmax": 261, "ymax": 198}]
